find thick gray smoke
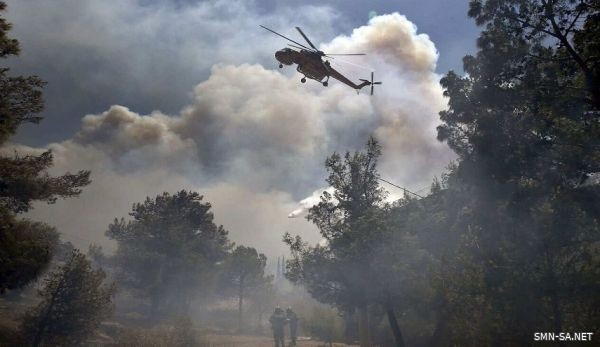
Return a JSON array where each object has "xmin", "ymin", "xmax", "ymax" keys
[
  {"xmin": 19, "ymin": 13, "xmax": 454, "ymax": 258},
  {"xmin": 5, "ymin": 0, "xmax": 340, "ymax": 143}
]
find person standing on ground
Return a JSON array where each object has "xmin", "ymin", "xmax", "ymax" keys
[
  {"xmin": 286, "ymin": 307, "xmax": 298, "ymax": 346},
  {"xmin": 269, "ymin": 306, "xmax": 287, "ymax": 347}
]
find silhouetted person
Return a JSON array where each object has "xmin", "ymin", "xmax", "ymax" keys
[
  {"xmin": 270, "ymin": 306, "xmax": 286, "ymax": 347},
  {"xmin": 286, "ymin": 307, "xmax": 298, "ymax": 346}
]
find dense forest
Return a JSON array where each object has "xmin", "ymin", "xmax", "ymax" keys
[{"xmin": 1, "ymin": 0, "xmax": 599, "ymax": 346}]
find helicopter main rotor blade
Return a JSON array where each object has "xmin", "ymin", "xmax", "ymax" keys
[
  {"xmin": 287, "ymin": 44, "xmax": 306, "ymax": 50},
  {"xmin": 324, "ymin": 53, "xmax": 367, "ymax": 56},
  {"xmin": 260, "ymin": 25, "xmax": 312, "ymax": 50},
  {"xmin": 329, "ymin": 56, "xmax": 372, "ymax": 70},
  {"xmin": 295, "ymin": 27, "xmax": 319, "ymax": 51}
]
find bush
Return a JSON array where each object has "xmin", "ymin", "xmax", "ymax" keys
[
  {"xmin": 20, "ymin": 249, "xmax": 115, "ymax": 346},
  {"xmin": 303, "ymin": 306, "xmax": 344, "ymax": 344}
]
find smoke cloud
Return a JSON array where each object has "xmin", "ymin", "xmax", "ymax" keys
[{"xmin": 20, "ymin": 12, "xmax": 454, "ymax": 258}]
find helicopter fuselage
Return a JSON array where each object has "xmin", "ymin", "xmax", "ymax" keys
[
  {"xmin": 274, "ymin": 47, "xmax": 373, "ymax": 91},
  {"xmin": 261, "ymin": 25, "xmax": 379, "ymax": 93},
  {"xmin": 275, "ymin": 48, "xmax": 328, "ymax": 81}
]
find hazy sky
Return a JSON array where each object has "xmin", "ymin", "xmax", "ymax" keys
[
  {"xmin": 4, "ymin": 0, "xmax": 477, "ymax": 258},
  {"xmin": 7, "ymin": 0, "xmax": 477, "ymax": 145}
]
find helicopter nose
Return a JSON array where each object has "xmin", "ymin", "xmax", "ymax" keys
[
  {"xmin": 275, "ymin": 50, "xmax": 284, "ymax": 61},
  {"xmin": 275, "ymin": 50, "xmax": 291, "ymax": 65}
]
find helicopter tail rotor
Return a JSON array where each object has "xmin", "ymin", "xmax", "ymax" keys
[{"xmin": 359, "ymin": 72, "xmax": 382, "ymax": 95}]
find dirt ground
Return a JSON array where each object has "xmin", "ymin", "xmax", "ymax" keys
[
  {"xmin": 1, "ymin": 298, "xmax": 354, "ymax": 347},
  {"xmin": 205, "ymin": 334, "xmax": 350, "ymax": 347}
]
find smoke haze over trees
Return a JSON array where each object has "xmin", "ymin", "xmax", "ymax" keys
[
  {"xmin": 219, "ymin": 246, "xmax": 270, "ymax": 332},
  {"xmin": 106, "ymin": 190, "xmax": 232, "ymax": 318},
  {"xmin": 0, "ymin": 0, "xmax": 599, "ymax": 346},
  {"xmin": 284, "ymin": 1, "xmax": 599, "ymax": 346},
  {"xmin": 21, "ymin": 249, "xmax": 115, "ymax": 347}
]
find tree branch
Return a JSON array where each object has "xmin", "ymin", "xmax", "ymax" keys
[{"xmin": 542, "ymin": 0, "xmax": 589, "ymax": 73}]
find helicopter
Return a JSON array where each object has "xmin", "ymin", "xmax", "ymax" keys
[{"xmin": 260, "ymin": 25, "xmax": 381, "ymax": 95}]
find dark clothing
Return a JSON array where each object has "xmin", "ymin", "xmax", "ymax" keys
[
  {"xmin": 270, "ymin": 311, "xmax": 287, "ymax": 347},
  {"xmin": 286, "ymin": 310, "xmax": 298, "ymax": 346}
]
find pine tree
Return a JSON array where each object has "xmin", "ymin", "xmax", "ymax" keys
[
  {"xmin": 220, "ymin": 246, "xmax": 268, "ymax": 332},
  {"xmin": 284, "ymin": 137, "xmax": 396, "ymax": 347},
  {"xmin": 434, "ymin": 0, "xmax": 600, "ymax": 343},
  {"xmin": 0, "ymin": 1, "xmax": 91, "ymax": 293},
  {"xmin": 21, "ymin": 249, "xmax": 115, "ymax": 346},
  {"xmin": 107, "ymin": 190, "xmax": 232, "ymax": 317}
]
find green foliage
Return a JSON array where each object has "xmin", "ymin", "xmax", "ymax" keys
[
  {"xmin": 0, "ymin": 151, "xmax": 91, "ymax": 214},
  {"xmin": 221, "ymin": 246, "xmax": 268, "ymax": 291},
  {"xmin": 285, "ymin": 3, "xmax": 599, "ymax": 345},
  {"xmin": 285, "ymin": 137, "xmax": 397, "ymax": 346},
  {"xmin": 0, "ymin": 2, "xmax": 44, "ymax": 145},
  {"xmin": 0, "ymin": 2, "xmax": 90, "ymax": 293},
  {"xmin": 21, "ymin": 249, "xmax": 115, "ymax": 346},
  {"xmin": 465, "ymin": 0, "xmax": 600, "ymax": 108},
  {"xmin": 87, "ymin": 243, "xmax": 107, "ymax": 269},
  {"xmin": 247, "ymin": 274, "xmax": 275, "ymax": 332},
  {"xmin": 0, "ymin": 2, "xmax": 19, "ymax": 57},
  {"xmin": 285, "ymin": 137, "xmax": 387, "ymax": 310},
  {"xmin": 220, "ymin": 245, "xmax": 269, "ymax": 331},
  {"xmin": 431, "ymin": 0, "xmax": 600, "ymax": 344},
  {"xmin": 106, "ymin": 190, "xmax": 232, "ymax": 317},
  {"xmin": 303, "ymin": 306, "xmax": 344, "ymax": 344},
  {"xmin": 0, "ymin": 214, "xmax": 59, "ymax": 293}
]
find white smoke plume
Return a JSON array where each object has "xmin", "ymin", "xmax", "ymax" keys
[{"xmin": 287, "ymin": 187, "xmax": 334, "ymax": 218}]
